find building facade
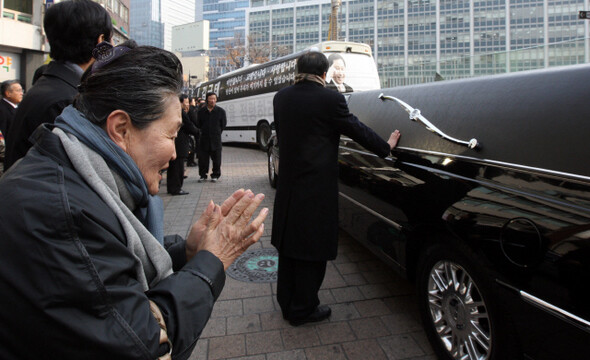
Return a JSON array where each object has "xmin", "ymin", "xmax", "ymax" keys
[
  {"xmin": 1, "ymin": 0, "xmax": 46, "ymax": 88},
  {"xmin": 96, "ymin": 0, "xmax": 131, "ymax": 45},
  {"xmin": 130, "ymin": 0, "xmax": 194, "ymax": 50},
  {"xmin": 247, "ymin": 0, "xmax": 590, "ymax": 87},
  {"xmin": 202, "ymin": 0, "xmax": 250, "ymax": 78}
]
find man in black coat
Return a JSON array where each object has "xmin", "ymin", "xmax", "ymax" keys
[
  {"xmin": 271, "ymin": 51, "xmax": 401, "ymax": 326},
  {"xmin": 4, "ymin": 0, "xmax": 112, "ymax": 170},
  {"xmin": 186, "ymin": 97, "xmax": 201, "ymax": 167},
  {"xmin": 196, "ymin": 92, "xmax": 227, "ymax": 182},
  {"xmin": 167, "ymin": 94, "xmax": 200, "ymax": 195},
  {"xmin": 0, "ymin": 80, "xmax": 23, "ymax": 138}
]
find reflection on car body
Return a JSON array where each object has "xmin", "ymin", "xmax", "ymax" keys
[{"xmin": 268, "ymin": 64, "xmax": 590, "ymax": 360}]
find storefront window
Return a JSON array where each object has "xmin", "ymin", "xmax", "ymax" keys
[{"xmin": 4, "ymin": 0, "xmax": 33, "ymax": 14}]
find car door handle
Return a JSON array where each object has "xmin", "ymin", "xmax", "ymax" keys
[{"xmin": 378, "ymin": 93, "xmax": 480, "ymax": 149}]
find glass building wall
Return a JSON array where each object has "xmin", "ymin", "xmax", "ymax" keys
[
  {"xmin": 203, "ymin": 0, "xmax": 250, "ymax": 77},
  {"xmin": 130, "ymin": 0, "xmax": 193, "ymax": 50},
  {"xmin": 295, "ymin": 5, "xmax": 322, "ymax": 51},
  {"xmin": 247, "ymin": 0, "xmax": 589, "ymax": 87}
]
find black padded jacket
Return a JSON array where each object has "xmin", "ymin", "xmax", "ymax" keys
[{"xmin": 0, "ymin": 124, "xmax": 225, "ymax": 360}]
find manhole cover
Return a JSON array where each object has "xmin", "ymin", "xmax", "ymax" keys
[{"xmin": 227, "ymin": 248, "xmax": 278, "ymax": 283}]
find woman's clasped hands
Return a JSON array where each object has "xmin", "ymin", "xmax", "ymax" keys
[{"xmin": 186, "ymin": 189, "xmax": 268, "ymax": 270}]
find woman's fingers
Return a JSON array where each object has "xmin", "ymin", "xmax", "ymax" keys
[
  {"xmin": 220, "ymin": 189, "xmax": 245, "ymax": 216},
  {"xmin": 244, "ymin": 222, "xmax": 265, "ymax": 248},
  {"xmin": 233, "ymin": 193, "xmax": 265, "ymax": 228},
  {"xmin": 239, "ymin": 207, "xmax": 268, "ymax": 240},
  {"xmin": 206, "ymin": 204, "xmax": 223, "ymax": 232},
  {"xmin": 194, "ymin": 201, "xmax": 215, "ymax": 230},
  {"xmin": 224, "ymin": 190, "xmax": 260, "ymax": 225}
]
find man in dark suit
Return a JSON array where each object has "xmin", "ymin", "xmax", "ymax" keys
[
  {"xmin": 0, "ymin": 80, "xmax": 23, "ymax": 138},
  {"xmin": 167, "ymin": 94, "xmax": 200, "ymax": 195},
  {"xmin": 271, "ymin": 51, "xmax": 401, "ymax": 326},
  {"xmin": 186, "ymin": 97, "xmax": 200, "ymax": 167},
  {"xmin": 196, "ymin": 92, "xmax": 226, "ymax": 182},
  {"xmin": 4, "ymin": 0, "xmax": 112, "ymax": 170}
]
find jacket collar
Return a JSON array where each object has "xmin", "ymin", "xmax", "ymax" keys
[
  {"xmin": 40, "ymin": 61, "xmax": 83, "ymax": 90},
  {"xmin": 29, "ymin": 124, "xmax": 73, "ymax": 168}
]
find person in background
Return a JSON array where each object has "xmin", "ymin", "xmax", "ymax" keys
[
  {"xmin": 271, "ymin": 51, "xmax": 400, "ymax": 326},
  {"xmin": 0, "ymin": 40, "xmax": 268, "ymax": 360},
  {"xmin": 4, "ymin": 0, "xmax": 112, "ymax": 170},
  {"xmin": 0, "ymin": 80, "xmax": 23, "ymax": 138},
  {"xmin": 326, "ymin": 53, "xmax": 353, "ymax": 93},
  {"xmin": 0, "ymin": 130, "xmax": 4, "ymax": 176},
  {"xmin": 167, "ymin": 94, "xmax": 199, "ymax": 195},
  {"xmin": 196, "ymin": 92, "xmax": 226, "ymax": 183},
  {"xmin": 186, "ymin": 97, "xmax": 199, "ymax": 167}
]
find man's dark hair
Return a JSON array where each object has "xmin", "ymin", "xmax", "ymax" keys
[
  {"xmin": 1, "ymin": 80, "xmax": 19, "ymax": 98},
  {"xmin": 44, "ymin": 0, "xmax": 113, "ymax": 64},
  {"xmin": 328, "ymin": 53, "xmax": 346, "ymax": 68},
  {"xmin": 297, "ymin": 51, "xmax": 329, "ymax": 76},
  {"xmin": 74, "ymin": 40, "xmax": 183, "ymax": 129},
  {"xmin": 179, "ymin": 94, "xmax": 189, "ymax": 103},
  {"xmin": 205, "ymin": 92, "xmax": 217, "ymax": 101}
]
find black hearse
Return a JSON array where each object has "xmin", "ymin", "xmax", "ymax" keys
[{"xmin": 268, "ymin": 64, "xmax": 590, "ymax": 360}]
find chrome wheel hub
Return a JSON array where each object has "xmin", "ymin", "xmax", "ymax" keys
[{"xmin": 427, "ymin": 260, "xmax": 492, "ymax": 360}]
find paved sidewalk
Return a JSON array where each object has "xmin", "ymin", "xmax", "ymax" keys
[{"xmin": 159, "ymin": 144, "xmax": 435, "ymax": 360}]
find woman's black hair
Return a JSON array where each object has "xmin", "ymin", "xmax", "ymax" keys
[
  {"xmin": 74, "ymin": 40, "xmax": 183, "ymax": 129},
  {"xmin": 297, "ymin": 51, "xmax": 329, "ymax": 76}
]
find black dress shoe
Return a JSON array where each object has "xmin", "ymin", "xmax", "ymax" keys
[
  {"xmin": 170, "ymin": 190, "xmax": 189, "ymax": 196},
  {"xmin": 288, "ymin": 305, "xmax": 331, "ymax": 326}
]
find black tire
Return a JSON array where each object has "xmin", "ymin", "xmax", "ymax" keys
[
  {"xmin": 267, "ymin": 147, "xmax": 277, "ymax": 188},
  {"xmin": 416, "ymin": 241, "xmax": 521, "ymax": 360},
  {"xmin": 257, "ymin": 122, "xmax": 272, "ymax": 151}
]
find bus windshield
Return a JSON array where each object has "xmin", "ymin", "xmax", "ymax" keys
[{"xmin": 325, "ymin": 52, "xmax": 380, "ymax": 93}]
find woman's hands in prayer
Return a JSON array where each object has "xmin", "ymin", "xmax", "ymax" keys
[{"xmin": 186, "ymin": 189, "xmax": 268, "ymax": 270}]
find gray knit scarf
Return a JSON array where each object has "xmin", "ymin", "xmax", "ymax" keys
[
  {"xmin": 53, "ymin": 126, "xmax": 173, "ymax": 291},
  {"xmin": 295, "ymin": 73, "xmax": 326, "ymax": 87}
]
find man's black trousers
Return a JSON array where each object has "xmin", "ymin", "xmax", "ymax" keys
[
  {"xmin": 197, "ymin": 147, "xmax": 222, "ymax": 178},
  {"xmin": 166, "ymin": 156, "xmax": 184, "ymax": 194},
  {"xmin": 276, "ymin": 254, "xmax": 327, "ymax": 321}
]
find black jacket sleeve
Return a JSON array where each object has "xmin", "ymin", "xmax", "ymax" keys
[
  {"xmin": 0, "ymin": 138, "xmax": 226, "ymax": 360},
  {"xmin": 329, "ymin": 92, "xmax": 390, "ymax": 158},
  {"xmin": 181, "ymin": 111, "xmax": 200, "ymax": 137}
]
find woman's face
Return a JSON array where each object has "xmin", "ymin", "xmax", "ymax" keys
[
  {"xmin": 126, "ymin": 95, "xmax": 182, "ymax": 195},
  {"xmin": 331, "ymin": 59, "xmax": 346, "ymax": 84}
]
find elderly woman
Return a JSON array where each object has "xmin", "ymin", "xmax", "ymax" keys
[{"xmin": 0, "ymin": 41, "xmax": 267, "ymax": 359}]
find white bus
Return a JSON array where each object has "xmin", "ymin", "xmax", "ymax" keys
[{"xmin": 196, "ymin": 41, "xmax": 381, "ymax": 150}]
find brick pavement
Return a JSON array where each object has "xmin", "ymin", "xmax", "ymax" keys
[{"xmin": 159, "ymin": 144, "xmax": 435, "ymax": 360}]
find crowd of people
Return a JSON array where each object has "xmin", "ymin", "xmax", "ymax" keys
[{"xmin": 0, "ymin": 0, "xmax": 400, "ymax": 358}]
